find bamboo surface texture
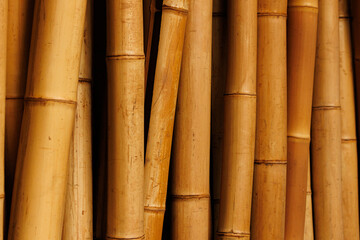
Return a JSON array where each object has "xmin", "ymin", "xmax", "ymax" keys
[
  {"xmin": 339, "ymin": 0, "xmax": 360, "ymax": 238},
  {"xmin": 7, "ymin": 0, "xmax": 88, "ymax": 239},
  {"xmin": 106, "ymin": 0, "xmax": 145, "ymax": 239},
  {"xmin": 171, "ymin": 0, "xmax": 212, "ymax": 239},
  {"xmin": 216, "ymin": 0, "xmax": 256, "ymax": 239},
  {"xmin": 304, "ymin": 158, "xmax": 314, "ymax": 240},
  {"xmin": 143, "ymin": 0, "xmax": 189, "ymax": 239},
  {"xmin": 285, "ymin": 1, "xmax": 318, "ymax": 239},
  {"xmin": 251, "ymin": 0, "xmax": 287, "ymax": 239},
  {"xmin": 63, "ymin": 2, "xmax": 93, "ymax": 239},
  {"xmin": 311, "ymin": 0, "xmax": 344, "ymax": 239},
  {"xmin": 211, "ymin": 0, "xmax": 226, "ymax": 238}
]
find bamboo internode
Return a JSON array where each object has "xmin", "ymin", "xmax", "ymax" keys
[{"xmin": 304, "ymin": 158, "xmax": 314, "ymax": 240}]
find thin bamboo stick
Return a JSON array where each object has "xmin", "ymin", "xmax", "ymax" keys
[
  {"xmin": 7, "ymin": 0, "xmax": 88, "ymax": 239},
  {"xmin": 251, "ymin": 0, "xmax": 287, "ymax": 239},
  {"xmin": 304, "ymin": 157, "xmax": 314, "ymax": 240},
  {"xmin": 216, "ymin": 0, "xmax": 256, "ymax": 239},
  {"xmin": 106, "ymin": 0, "xmax": 145, "ymax": 239},
  {"xmin": 171, "ymin": 0, "xmax": 212, "ymax": 239},
  {"xmin": 311, "ymin": 0, "xmax": 344, "ymax": 239},
  {"xmin": 285, "ymin": 1, "xmax": 318, "ymax": 239},
  {"xmin": 63, "ymin": 1, "xmax": 93, "ymax": 239},
  {"xmin": 0, "ymin": 0, "xmax": 7, "ymax": 238},
  {"xmin": 211, "ymin": 0, "xmax": 226, "ymax": 238},
  {"xmin": 143, "ymin": 0, "xmax": 189, "ymax": 239},
  {"xmin": 339, "ymin": 0, "xmax": 360, "ymax": 238}
]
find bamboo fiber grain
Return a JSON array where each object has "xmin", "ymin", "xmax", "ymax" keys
[
  {"xmin": 216, "ymin": 0, "xmax": 257, "ymax": 239},
  {"xmin": 285, "ymin": 1, "xmax": 318, "ymax": 239},
  {"xmin": 7, "ymin": 0, "xmax": 87, "ymax": 239},
  {"xmin": 63, "ymin": 1, "xmax": 93, "ymax": 239},
  {"xmin": 143, "ymin": 0, "xmax": 189, "ymax": 239},
  {"xmin": 171, "ymin": 0, "xmax": 212, "ymax": 239},
  {"xmin": 311, "ymin": 0, "xmax": 344, "ymax": 239},
  {"xmin": 304, "ymin": 158, "xmax": 314, "ymax": 240},
  {"xmin": 251, "ymin": 0, "xmax": 287, "ymax": 239},
  {"xmin": 339, "ymin": 0, "xmax": 360, "ymax": 238}
]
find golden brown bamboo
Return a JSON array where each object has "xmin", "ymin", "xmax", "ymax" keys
[
  {"xmin": 339, "ymin": 1, "xmax": 360, "ymax": 238},
  {"xmin": 311, "ymin": 0, "xmax": 344, "ymax": 239},
  {"xmin": 304, "ymin": 157, "xmax": 314, "ymax": 240},
  {"xmin": 7, "ymin": 0, "xmax": 87, "ymax": 239},
  {"xmin": 143, "ymin": 0, "xmax": 189, "ymax": 239},
  {"xmin": 216, "ymin": 0, "xmax": 256, "ymax": 239},
  {"xmin": 171, "ymin": 0, "xmax": 212, "ymax": 239},
  {"xmin": 251, "ymin": 0, "xmax": 287, "ymax": 239},
  {"xmin": 211, "ymin": 0, "xmax": 226, "ymax": 238},
  {"xmin": 63, "ymin": 1, "xmax": 93, "ymax": 239},
  {"xmin": 285, "ymin": 1, "xmax": 318, "ymax": 239},
  {"xmin": 0, "ymin": 0, "xmax": 7, "ymax": 238},
  {"xmin": 106, "ymin": 0, "xmax": 145, "ymax": 239}
]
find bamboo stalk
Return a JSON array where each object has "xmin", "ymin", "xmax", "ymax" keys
[
  {"xmin": 251, "ymin": 0, "xmax": 287, "ymax": 239},
  {"xmin": 285, "ymin": 1, "xmax": 318, "ymax": 239},
  {"xmin": 339, "ymin": 0, "xmax": 360, "ymax": 238},
  {"xmin": 7, "ymin": 0, "xmax": 87, "ymax": 239},
  {"xmin": 216, "ymin": 0, "xmax": 257, "ymax": 239},
  {"xmin": 311, "ymin": 0, "xmax": 344, "ymax": 239},
  {"xmin": 143, "ymin": 0, "xmax": 189, "ymax": 239},
  {"xmin": 106, "ymin": 0, "xmax": 145, "ymax": 239},
  {"xmin": 211, "ymin": 0, "xmax": 226, "ymax": 238},
  {"xmin": 63, "ymin": 1, "xmax": 93, "ymax": 239},
  {"xmin": 304, "ymin": 157, "xmax": 314, "ymax": 240},
  {"xmin": 171, "ymin": 0, "xmax": 212, "ymax": 239}
]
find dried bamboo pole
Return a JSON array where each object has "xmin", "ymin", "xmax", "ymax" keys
[
  {"xmin": 143, "ymin": 0, "xmax": 189, "ymax": 239},
  {"xmin": 216, "ymin": 0, "xmax": 256, "ymax": 239},
  {"xmin": 0, "ymin": 0, "xmax": 7, "ymax": 238},
  {"xmin": 304, "ymin": 158, "xmax": 314, "ymax": 240},
  {"xmin": 171, "ymin": 0, "xmax": 212, "ymax": 239},
  {"xmin": 7, "ymin": 0, "xmax": 87, "ymax": 239},
  {"xmin": 211, "ymin": 0, "xmax": 226, "ymax": 238},
  {"xmin": 339, "ymin": 1, "xmax": 360, "ymax": 238},
  {"xmin": 63, "ymin": 1, "xmax": 93, "ymax": 239},
  {"xmin": 106, "ymin": 0, "xmax": 145, "ymax": 239},
  {"xmin": 311, "ymin": 0, "xmax": 344, "ymax": 239},
  {"xmin": 285, "ymin": 1, "xmax": 318, "ymax": 239},
  {"xmin": 251, "ymin": 0, "xmax": 287, "ymax": 239}
]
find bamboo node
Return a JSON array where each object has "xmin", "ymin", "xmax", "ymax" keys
[
  {"xmin": 106, "ymin": 235, "xmax": 145, "ymax": 240},
  {"xmin": 24, "ymin": 97, "xmax": 77, "ymax": 105},
  {"xmin": 287, "ymin": 136, "xmax": 311, "ymax": 142},
  {"xmin": 341, "ymin": 138, "xmax": 357, "ymax": 142},
  {"xmin": 254, "ymin": 159, "xmax": 287, "ymax": 165},
  {"xmin": 224, "ymin": 93, "xmax": 256, "ymax": 98},
  {"xmin": 5, "ymin": 96, "xmax": 24, "ymax": 100},
  {"xmin": 106, "ymin": 55, "xmax": 145, "ymax": 60},
  {"xmin": 144, "ymin": 206, "xmax": 166, "ymax": 212},
  {"xmin": 257, "ymin": 12, "xmax": 287, "ymax": 17},
  {"xmin": 171, "ymin": 194, "xmax": 210, "ymax": 200},
  {"xmin": 0, "ymin": 194, "xmax": 5, "ymax": 199},
  {"xmin": 78, "ymin": 77, "xmax": 92, "ymax": 83},
  {"xmin": 216, "ymin": 231, "xmax": 250, "ymax": 238},
  {"xmin": 312, "ymin": 106, "xmax": 341, "ymax": 111},
  {"xmin": 162, "ymin": 4, "xmax": 188, "ymax": 14}
]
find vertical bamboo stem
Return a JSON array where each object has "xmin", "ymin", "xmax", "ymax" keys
[
  {"xmin": 339, "ymin": 0, "xmax": 360, "ymax": 238},
  {"xmin": 171, "ymin": 0, "xmax": 212, "ymax": 239},
  {"xmin": 304, "ymin": 158, "xmax": 314, "ymax": 240},
  {"xmin": 63, "ymin": 1, "xmax": 93, "ymax": 239},
  {"xmin": 251, "ymin": 0, "xmax": 287, "ymax": 239},
  {"xmin": 106, "ymin": 0, "xmax": 145, "ymax": 239},
  {"xmin": 216, "ymin": 0, "xmax": 257, "ymax": 239},
  {"xmin": 143, "ymin": 0, "xmax": 189, "ymax": 239},
  {"xmin": 311, "ymin": 0, "xmax": 344, "ymax": 239},
  {"xmin": 285, "ymin": 1, "xmax": 318, "ymax": 239},
  {"xmin": 211, "ymin": 0, "xmax": 226, "ymax": 238},
  {"xmin": 7, "ymin": 0, "xmax": 87, "ymax": 239}
]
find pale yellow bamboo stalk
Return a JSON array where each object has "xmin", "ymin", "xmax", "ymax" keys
[
  {"xmin": 143, "ymin": 0, "xmax": 189, "ymax": 239},
  {"xmin": 216, "ymin": 0, "xmax": 257, "ymax": 239},
  {"xmin": 171, "ymin": 0, "xmax": 212, "ymax": 239},
  {"xmin": 106, "ymin": 0, "xmax": 145, "ymax": 239},
  {"xmin": 285, "ymin": 1, "xmax": 318, "ymax": 240},
  {"xmin": 339, "ymin": 0, "xmax": 360, "ymax": 238},
  {"xmin": 304, "ymin": 157, "xmax": 314, "ymax": 240},
  {"xmin": 63, "ymin": 1, "xmax": 93, "ymax": 239},
  {"xmin": 7, "ymin": 0, "xmax": 87, "ymax": 239},
  {"xmin": 311, "ymin": 0, "xmax": 344, "ymax": 239},
  {"xmin": 211, "ymin": 0, "xmax": 226, "ymax": 238},
  {"xmin": 251, "ymin": 0, "xmax": 287, "ymax": 239}
]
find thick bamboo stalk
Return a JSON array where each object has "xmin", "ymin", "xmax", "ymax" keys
[
  {"xmin": 63, "ymin": 2, "xmax": 93, "ymax": 239},
  {"xmin": 216, "ymin": 0, "xmax": 256, "ymax": 239},
  {"xmin": 251, "ymin": 0, "xmax": 287, "ymax": 239},
  {"xmin": 106, "ymin": 0, "xmax": 145, "ymax": 239},
  {"xmin": 143, "ymin": 0, "xmax": 189, "ymax": 239},
  {"xmin": 339, "ymin": 1, "xmax": 360, "ymax": 238},
  {"xmin": 171, "ymin": 0, "xmax": 212, "ymax": 239},
  {"xmin": 311, "ymin": 0, "xmax": 344, "ymax": 239},
  {"xmin": 285, "ymin": 1, "xmax": 318, "ymax": 239},
  {"xmin": 7, "ymin": 0, "xmax": 87, "ymax": 239},
  {"xmin": 211, "ymin": 0, "xmax": 226, "ymax": 238},
  {"xmin": 304, "ymin": 158, "xmax": 314, "ymax": 240}
]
